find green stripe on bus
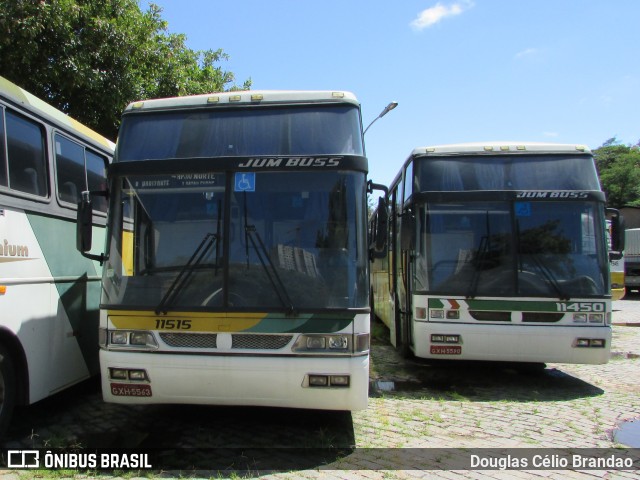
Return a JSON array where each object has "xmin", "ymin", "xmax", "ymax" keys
[{"xmin": 27, "ymin": 212, "xmax": 101, "ymax": 374}]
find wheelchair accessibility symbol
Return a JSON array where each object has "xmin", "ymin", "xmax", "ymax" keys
[
  {"xmin": 515, "ymin": 202, "xmax": 531, "ymax": 217},
  {"xmin": 234, "ymin": 172, "xmax": 256, "ymax": 192}
]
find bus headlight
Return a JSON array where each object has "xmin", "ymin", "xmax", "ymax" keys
[
  {"xmin": 292, "ymin": 334, "xmax": 368, "ymax": 354},
  {"xmin": 107, "ymin": 330, "xmax": 158, "ymax": 351}
]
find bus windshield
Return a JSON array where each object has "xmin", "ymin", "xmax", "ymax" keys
[
  {"xmin": 416, "ymin": 154, "xmax": 600, "ymax": 191},
  {"xmin": 415, "ymin": 200, "xmax": 609, "ymax": 298},
  {"xmin": 116, "ymin": 105, "xmax": 364, "ymax": 161},
  {"xmin": 103, "ymin": 170, "xmax": 368, "ymax": 311}
]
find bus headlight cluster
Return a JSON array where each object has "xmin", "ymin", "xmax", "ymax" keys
[
  {"xmin": 572, "ymin": 313, "xmax": 605, "ymax": 324},
  {"xmin": 291, "ymin": 334, "xmax": 369, "ymax": 354},
  {"xmin": 109, "ymin": 368, "xmax": 150, "ymax": 382},
  {"xmin": 431, "ymin": 334, "xmax": 461, "ymax": 344},
  {"xmin": 107, "ymin": 330, "xmax": 158, "ymax": 350},
  {"xmin": 430, "ymin": 309, "xmax": 460, "ymax": 319},
  {"xmin": 307, "ymin": 374, "xmax": 350, "ymax": 388},
  {"xmin": 575, "ymin": 338, "xmax": 606, "ymax": 348}
]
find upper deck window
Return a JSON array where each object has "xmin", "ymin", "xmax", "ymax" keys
[{"xmin": 117, "ymin": 104, "xmax": 364, "ymax": 161}]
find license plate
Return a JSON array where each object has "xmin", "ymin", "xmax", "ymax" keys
[
  {"xmin": 110, "ymin": 383, "xmax": 152, "ymax": 397},
  {"xmin": 430, "ymin": 345, "xmax": 462, "ymax": 355}
]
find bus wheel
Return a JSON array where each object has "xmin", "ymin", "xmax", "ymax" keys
[{"xmin": 0, "ymin": 344, "xmax": 17, "ymax": 438}]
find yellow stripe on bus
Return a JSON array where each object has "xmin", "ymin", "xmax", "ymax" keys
[{"xmin": 107, "ymin": 310, "xmax": 265, "ymax": 332}]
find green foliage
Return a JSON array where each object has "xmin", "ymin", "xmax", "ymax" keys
[
  {"xmin": 0, "ymin": 0, "xmax": 251, "ymax": 140},
  {"xmin": 593, "ymin": 137, "xmax": 640, "ymax": 208}
]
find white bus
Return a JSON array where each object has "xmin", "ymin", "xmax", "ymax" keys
[
  {"xmin": 370, "ymin": 142, "xmax": 624, "ymax": 365},
  {"xmin": 77, "ymin": 91, "xmax": 385, "ymax": 411},
  {"xmin": 0, "ymin": 76, "xmax": 114, "ymax": 435}
]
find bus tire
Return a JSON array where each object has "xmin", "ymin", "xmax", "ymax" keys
[{"xmin": 0, "ymin": 344, "xmax": 17, "ymax": 438}]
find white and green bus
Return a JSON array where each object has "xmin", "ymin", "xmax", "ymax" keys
[
  {"xmin": 77, "ymin": 91, "xmax": 385, "ymax": 411},
  {"xmin": 371, "ymin": 142, "xmax": 624, "ymax": 365},
  {"xmin": 0, "ymin": 76, "xmax": 114, "ymax": 435}
]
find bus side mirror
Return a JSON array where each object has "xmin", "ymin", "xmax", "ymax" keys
[
  {"xmin": 607, "ymin": 208, "xmax": 625, "ymax": 261},
  {"xmin": 77, "ymin": 191, "xmax": 105, "ymax": 264},
  {"xmin": 370, "ymin": 197, "xmax": 389, "ymax": 259}
]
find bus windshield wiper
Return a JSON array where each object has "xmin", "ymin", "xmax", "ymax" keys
[
  {"xmin": 155, "ymin": 232, "xmax": 218, "ymax": 314},
  {"xmin": 466, "ymin": 235, "xmax": 489, "ymax": 299},
  {"xmin": 515, "ymin": 218, "xmax": 569, "ymax": 301},
  {"xmin": 528, "ymin": 254, "xmax": 570, "ymax": 301},
  {"xmin": 243, "ymin": 195, "xmax": 296, "ymax": 314},
  {"xmin": 467, "ymin": 211, "xmax": 491, "ymax": 299}
]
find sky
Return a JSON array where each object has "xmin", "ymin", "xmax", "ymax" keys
[{"xmin": 148, "ymin": 0, "xmax": 640, "ymax": 188}]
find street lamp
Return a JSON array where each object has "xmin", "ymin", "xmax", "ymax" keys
[{"xmin": 363, "ymin": 101, "xmax": 398, "ymax": 135}]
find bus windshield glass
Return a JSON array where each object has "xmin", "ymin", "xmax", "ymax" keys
[
  {"xmin": 103, "ymin": 171, "xmax": 368, "ymax": 311},
  {"xmin": 116, "ymin": 105, "xmax": 364, "ymax": 160},
  {"xmin": 416, "ymin": 154, "xmax": 600, "ymax": 191},
  {"xmin": 416, "ymin": 200, "xmax": 608, "ymax": 298}
]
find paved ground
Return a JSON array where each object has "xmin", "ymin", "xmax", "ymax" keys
[{"xmin": 1, "ymin": 297, "xmax": 639, "ymax": 479}]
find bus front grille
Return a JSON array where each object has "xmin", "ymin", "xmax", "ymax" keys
[
  {"xmin": 160, "ymin": 332, "xmax": 217, "ymax": 349},
  {"xmin": 159, "ymin": 333, "xmax": 293, "ymax": 350},
  {"xmin": 232, "ymin": 334, "xmax": 293, "ymax": 350}
]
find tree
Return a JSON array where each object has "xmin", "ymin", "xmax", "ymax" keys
[
  {"xmin": 593, "ymin": 137, "xmax": 640, "ymax": 208},
  {"xmin": 0, "ymin": 0, "xmax": 250, "ymax": 139}
]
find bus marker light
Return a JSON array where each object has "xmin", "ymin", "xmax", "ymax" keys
[
  {"xmin": 0, "ymin": 286, "xmax": 6, "ymax": 295},
  {"xmin": 109, "ymin": 368, "xmax": 128, "ymax": 380},
  {"xmin": 415, "ymin": 307, "xmax": 427, "ymax": 319},
  {"xmin": 229, "ymin": 95, "xmax": 242, "ymax": 102},
  {"xmin": 332, "ymin": 92, "xmax": 345, "ymax": 98},
  {"xmin": 207, "ymin": 96, "xmax": 220, "ymax": 103},
  {"xmin": 330, "ymin": 375, "xmax": 350, "ymax": 387},
  {"xmin": 328, "ymin": 336, "xmax": 348, "ymax": 350},
  {"xmin": 589, "ymin": 314, "xmax": 604, "ymax": 323},
  {"xmin": 573, "ymin": 314, "xmax": 587, "ymax": 323},
  {"xmin": 446, "ymin": 310, "xmax": 460, "ymax": 319},
  {"xmin": 431, "ymin": 310, "xmax": 444, "ymax": 319},
  {"xmin": 110, "ymin": 331, "xmax": 128, "ymax": 345},
  {"xmin": 445, "ymin": 335, "xmax": 460, "ymax": 344},
  {"xmin": 306, "ymin": 337, "xmax": 326, "ymax": 349},
  {"xmin": 431, "ymin": 335, "xmax": 444, "ymax": 343},
  {"xmin": 575, "ymin": 338, "xmax": 590, "ymax": 347},
  {"xmin": 308, "ymin": 375, "xmax": 329, "ymax": 387},
  {"xmin": 251, "ymin": 94, "xmax": 264, "ymax": 101},
  {"xmin": 128, "ymin": 369, "xmax": 149, "ymax": 381},
  {"xmin": 355, "ymin": 333, "xmax": 370, "ymax": 353}
]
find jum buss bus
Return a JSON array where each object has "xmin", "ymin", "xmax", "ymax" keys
[
  {"xmin": 77, "ymin": 90, "xmax": 388, "ymax": 411},
  {"xmin": 370, "ymin": 142, "xmax": 624, "ymax": 365}
]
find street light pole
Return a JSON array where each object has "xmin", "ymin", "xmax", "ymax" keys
[{"xmin": 363, "ymin": 101, "xmax": 398, "ymax": 135}]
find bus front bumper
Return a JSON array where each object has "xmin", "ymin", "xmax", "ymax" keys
[
  {"xmin": 413, "ymin": 323, "xmax": 612, "ymax": 364},
  {"xmin": 100, "ymin": 349, "xmax": 369, "ymax": 411}
]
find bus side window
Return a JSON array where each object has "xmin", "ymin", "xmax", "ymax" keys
[
  {"xmin": 86, "ymin": 149, "xmax": 108, "ymax": 212},
  {"xmin": 55, "ymin": 134, "xmax": 109, "ymax": 212},
  {"xmin": 55, "ymin": 134, "xmax": 85, "ymax": 204},
  {"xmin": 6, "ymin": 110, "xmax": 47, "ymax": 197}
]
